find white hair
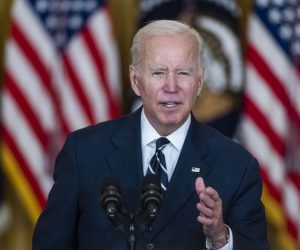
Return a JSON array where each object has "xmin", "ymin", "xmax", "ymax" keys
[{"xmin": 131, "ymin": 20, "xmax": 204, "ymax": 68}]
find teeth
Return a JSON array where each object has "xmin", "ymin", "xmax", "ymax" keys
[{"xmin": 163, "ymin": 102, "xmax": 177, "ymax": 108}]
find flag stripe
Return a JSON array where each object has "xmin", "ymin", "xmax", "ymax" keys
[
  {"xmin": 246, "ymin": 63, "xmax": 287, "ymax": 140},
  {"xmin": 11, "ymin": 19, "xmax": 70, "ymax": 137},
  {"xmin": 66, "ymin": 35, "xmax": 108, "ymax": 122},
  {"xmin": 248, "ymin": 15, "xmax": 300, "ymax": 116},
  {"xmin": 242, "ymin": 116, "xmax": 284, "ymax": 195},
  {"xmin": 11, "ymin": 22, "xmax": 51, "ymax": 93},
  {"xmin": 241, "ymin": 115, "xmax": 300, "ymax": 228},
  {"xmin": 241, "ymin": 115, "xmax": 300, "ymax": 245},
  {"xmin": 285, "ymin": 182, "xmax": 300, "ymax": 222},
  {"xmin": 90, "ymin": 8, "xmax": 121, "ymax": 109},
  {"xmin": 288, "ymin": 173, "xmax": 300, "ymax": 192},
  {"xmin": 2, "ymin": 127, "xmax": 46, "ymax": 208},
  {"xmin": 5, "ymin": 73, "xmax": 48, "ymax": 149},
  {"xmin": 82, "ymin": 25, "xmax": 119, "ymax": 118},
  {"xmin": 248, "ymin": 44, "xmax": 300, "ymax": 126},
  {"xmin": 244, "ymin": 95, "xmax": 285, "ymax": 156},
  {"xmin": 62, "ymin": 54, "xmax": 96, "ymax": 125},
  {"xmin": 55, "ymin": 67, "xmax": 90, "ymax": 131},
  {"xmin": 2, "ymin": 91, "xmax": 53, "ymax": 196},
  {"xmin": 260, "ymin": 166, "xmax": 282, "ymax": 204},
  {"xmin": 243, "ymin": 121, "xmax": 300, "ymax": 243},
  {"xmin": 6, "ymin": 39, "xmax": 55, "ymax": 132}
]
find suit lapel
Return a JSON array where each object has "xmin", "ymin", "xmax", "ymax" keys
[
  {"xmin": 106, "ymin": 109, "xmax": 144, "ymax": 212},
  {"xmin": 149, "ymin": 115, "xmax": 213, "ymax": 238}
]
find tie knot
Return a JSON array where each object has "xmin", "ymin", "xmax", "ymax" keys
[{"xmin": 156, "ymin": 137, "xmax": 170, "ymax": 151}]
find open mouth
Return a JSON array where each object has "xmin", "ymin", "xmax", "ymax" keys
[{"xmin": 161, "ymin": 101, "xmax": 180, "ymax": 108}]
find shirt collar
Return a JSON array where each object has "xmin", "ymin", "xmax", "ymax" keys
[{"xmin": 141, "ymin": 108, "xmax": 191, "ymax": 151}]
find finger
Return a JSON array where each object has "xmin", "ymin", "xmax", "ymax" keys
[
  {"xmin": 199, "ymin": 192, "xmax": 215, "ymax": 209},
  {"xmin": 195, "ymin": 177, "xmax": 206, "ymax": 195},
  {"xmin": 197, "ymin": 214, "xmax": 213, "ymax": 226},
  {"xmin": 206, "ymin": 187, "xmax": 220, "ymax": 202},
  {"xmin": 196, "ymin": 202, "xmax": 214, "ymax": 217}
]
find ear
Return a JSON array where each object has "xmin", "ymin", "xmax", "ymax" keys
[
  {"xmin": 129, "ymin": 65, "xmax": 141, "ymax": 96},
  {"xmin": 197, "ymin": 65, "xmax": 205, "ymax": 96}
]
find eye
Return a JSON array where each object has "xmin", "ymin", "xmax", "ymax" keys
[
  {"xmin": 177, "ymin": 71, "xmax": 191, "ymax": 76},
  {"xmin": 152, "ymin": 71, "xmax": 166, "ymax": 79},
  {"xmin": 152, "ymin": 71, "xmax": 165, "ymax": 76}
]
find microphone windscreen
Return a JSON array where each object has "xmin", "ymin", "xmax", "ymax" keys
[{"xmin": 101, "ymin": 176, "xmax": 120, "ymax": 194}]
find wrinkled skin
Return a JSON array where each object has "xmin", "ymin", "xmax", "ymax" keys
[{"xmin": 130, "ymin": 34, "xmax": 203, "ymax": 136}]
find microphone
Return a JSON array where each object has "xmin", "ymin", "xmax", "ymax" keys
[
  {"xmin": 141, "ymin": 174, "xmax": 163, "ymax": 219},
  {"xmin": 100, "ymin": 176, "xmax": 129, "ymax": 246},
  {"xmin": 100, "ymin": 176, "xmax": 122, "ymax": 218}
]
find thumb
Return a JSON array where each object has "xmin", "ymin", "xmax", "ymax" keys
[{"xmin": 195, "ymin": 177, "xmax": 206, "ymax": 195}]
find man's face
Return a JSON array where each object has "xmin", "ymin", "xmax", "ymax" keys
[{"xmin": 130, "ymin": 34, "xmax": 204, "ymax": 135}]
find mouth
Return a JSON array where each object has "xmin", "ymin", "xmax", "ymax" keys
[{"xmin": 160, "ymin": 101, "xmax": 180, "ymax": 108}]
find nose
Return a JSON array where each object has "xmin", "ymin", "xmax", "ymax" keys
[{"xmin": 164, "ymin": 72, "xmax": 178, "ymax": 92}]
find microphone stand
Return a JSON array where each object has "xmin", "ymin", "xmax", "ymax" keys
[
  {"xmin": 128, "ymin": 213, "xmax": 136, "ymax": 250},
  {"xmin": 118, "ymin": 211, "xmax": 156, "ymax": 250},
  {"xmin": 126, "ymin": 208, "xmax": 159, "ymax": 249},
  {"xmin": 109, "ymin": 208, "xmax": 138, "ymax": 250}
]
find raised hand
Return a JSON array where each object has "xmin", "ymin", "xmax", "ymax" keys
[{"xmin": 195, "ymin": 177, "xmax": 228, "ymax": 249}]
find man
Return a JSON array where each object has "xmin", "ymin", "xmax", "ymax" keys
[{"xmin": 33, "ymin": 20, "xmax": 269, "ymax": 250}]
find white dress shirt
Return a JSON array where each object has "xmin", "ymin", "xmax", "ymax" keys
[
  {"xmin": 140, "ymin": 109, "xmax": 233, "ymax": 250},
  {"xmin": 141, "ymin": 109, "xmax": 190, "ymax": 179}
]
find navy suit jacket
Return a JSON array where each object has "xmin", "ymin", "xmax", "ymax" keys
[{"xmin": 33, "ymin": 108, "xmax": 269, "ymax": 250}]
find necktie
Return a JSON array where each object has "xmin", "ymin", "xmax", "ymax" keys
[{"xmin": 148, "ymin": 137, "xmax": 170, "ymax": 191}]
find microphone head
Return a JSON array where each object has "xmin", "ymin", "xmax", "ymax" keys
[
  {"xmin": 141, "ymin": 174, "xmax": 163, "ymax": 217},
  {"xmin": 100, "ymin": 176, "xmax": 122, "ymax": 217}
]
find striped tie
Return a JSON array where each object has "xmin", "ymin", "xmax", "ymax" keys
[{"xmin": 148, "ymin": 137, "xmax": 170, "ymax": 191}]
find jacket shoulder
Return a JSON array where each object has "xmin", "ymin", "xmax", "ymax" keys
[{"xmin": 195, "ymin": 120, "xmax": 257, "ymax": 163}]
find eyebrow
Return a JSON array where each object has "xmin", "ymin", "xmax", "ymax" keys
[
  {"xmin": 175, "ymin": 68, "xmax": 194, "ymax": 72},
  {"xmin": 150, "ymin": 67, "xmax": 194, "ymax": 72},
  {"xmin": 150, "ymin": 67, "xmax": 168, "ymax": 71}
]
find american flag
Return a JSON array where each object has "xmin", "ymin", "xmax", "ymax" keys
[
  {"xmin": 240, "ymin": 0, "xmax": 300, "ymax": 249},
  {"xmin": 1, "ymin": 0, "xmax": 121, "ymax": 224}
]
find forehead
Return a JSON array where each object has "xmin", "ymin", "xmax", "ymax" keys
[
  {"xmin": 141, "ymin": 34, "xmax": 198, "ymax": 65},
  {"xmin": 142, "ymin": 33, "xmax": 196, "ymax": 49}
]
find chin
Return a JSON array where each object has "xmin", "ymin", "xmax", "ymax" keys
[{"xmin": 160, "ymin": 117, "xmax": 183, "ymax": 128}]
